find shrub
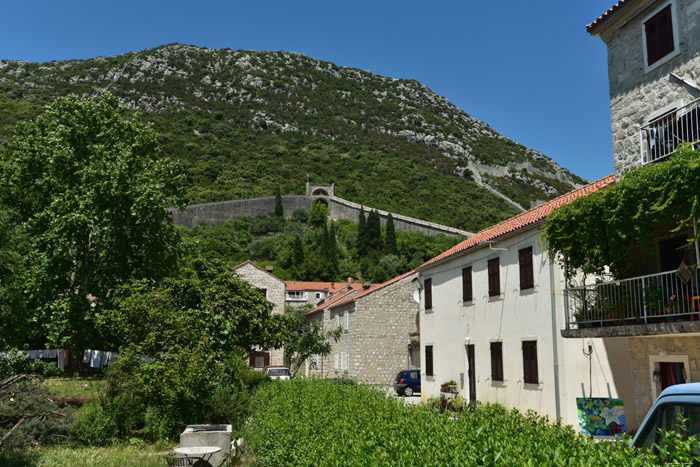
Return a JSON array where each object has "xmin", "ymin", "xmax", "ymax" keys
[
  {"xmin": 0, "ymin": 351, "xmax": 61, "ymax": 379},
  {"xmin": 70, "ymin": 401, "xmax": 118, "ymax": 446},
  {"xmin": 143, "ymin": 406, "xmax": 173, "ymax": 442}
]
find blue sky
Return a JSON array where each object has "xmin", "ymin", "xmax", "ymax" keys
[{"xmin": 1, "ymin": 1, "xmax": 617, "ymax": 182}]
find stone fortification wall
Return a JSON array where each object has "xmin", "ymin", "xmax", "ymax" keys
[{"xmin": 171, "ymin": 195, "xmax": 472, "ymax": 237}]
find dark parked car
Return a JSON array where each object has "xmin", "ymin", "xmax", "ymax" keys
[{"xmin": 394, "ymin": 370, "xmax": 421, "ymax": 396}]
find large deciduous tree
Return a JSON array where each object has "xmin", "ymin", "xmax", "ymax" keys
[{"xmin": 0, "ymin": 93, "xmax": 185, "ymax": 350}]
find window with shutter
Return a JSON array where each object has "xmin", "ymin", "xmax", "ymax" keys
[
  {"xmin": 263, "ymin": 352, "xmax": 270, "ymax": 367},
  {"xmin": 424, "ymin": 278, "xmax": 433, "ymax": 309},
  {"xmin": 522, "ymin": 341, "xmax": 538, "ymax": 385},
  {"xmin": 644, "ymin": 4, "xmax": 675, "ymax": 66},
  {"xmin": 519, "ymin": 247, "xmax": 534, "ymax": 290},
  {"xmin": 334, "ymin": 353, "xmax": 339, "ymax": 370},
  {"xmin": 335, "ymin": 313, "xmax": 340, "ymax": 329},
  {"xmin": 344, "ymin": 311, "xmax": 349, "ymax": 331},
  {"xmin": 425, "ymin": 345, "xmax": 434, "ymax": 376},
  {"xmin": 341, "ymin": 352, "xmax": 349, "ymax": 370},
  {"xmin": 488, "ymin": 258, "xmax": 500, "ymax": 297},
  {"xmin": 462, "ymin": 267, "xmax": 473, "ymax": 302},
  {"xmin": 490, "ymin": 342, "xmax": 504, "ymax": 382}
]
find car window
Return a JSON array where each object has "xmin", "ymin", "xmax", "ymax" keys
[
  {"xmin": 635, "ymin": 409, "xmax": 660, "ymax": 452},
  {"xmin": 659, "ymin": 404, "xmax": 700, "ymax": 455},
  {"xmin": 396, "ymin": 372, "xmax": 404, "ymax": 379},
  {"xmin": 410, "ymin": 371, "xmax": 419, "ymax": 379},
  {"xmin": 268, "ymin": 368, "xmax": 290, "ymax": 376}
]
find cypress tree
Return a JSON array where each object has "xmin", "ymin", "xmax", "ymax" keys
[
  {"xmin": 328, "ymin": 221, "xmax": 339, "ymax": 269},
  {"xmin": 385, "ymin": 213, "xmax": 397, "ymax": 256},
  {"xmin": 274, "ymin": 186, "xmax": 283, "ymax": 218},
  {"xmin": 357, "ymin": 206, "xmax": 367, "ymax": 256},
  {"xmin": 367, "ymin": 210, "xmax": 383, "ymax": 254}
]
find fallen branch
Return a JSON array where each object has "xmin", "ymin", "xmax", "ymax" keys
[{"xmin": 0, "ymin": 415, "xmax": 27, "ymax": 448}]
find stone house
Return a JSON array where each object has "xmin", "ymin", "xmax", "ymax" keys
[
  {"xmin": 417, "ymin": 177, "xmax": 640, "ymax": 430},
  {"xmin": 305, "ymin": 271, "xmax": 420, "ymax": 385},
  {"xmin": 284, "ymin": 280, "xmax": 364, "ymax": 310},
  {"xmin": 233, "ymin": 261, "xmax": 286, "ymax": 368},
  {"xmin": 559, "ymin": 0, "xmax": 700, "ymax": 427}
]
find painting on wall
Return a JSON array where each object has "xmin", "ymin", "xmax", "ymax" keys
[{"xmin": 576, "ymin": 398, "xmax": 627, "ymax": 437}]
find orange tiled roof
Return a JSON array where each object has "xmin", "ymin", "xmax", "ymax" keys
[
  {"xmin": 284, "ymin": 281, "xmax": 364, "ymax": 293},
  {"xmin": 587, "ymin": 1, "xmax": 630, "ymax": 33},
  {"xmin": 306, "ymin": 288, "xmax": 360, "ymax": 315},
  {"xmin": 327, "ymin": 270, "xmax": 417, "ymax": 310},
  {"xmin": 419, "ymin": 174, "xmax": 615, "ymax": 270}
]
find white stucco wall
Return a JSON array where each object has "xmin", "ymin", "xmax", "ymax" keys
[{"xmin": 419, "ymin": 227, "xmax": 638, "ymax": 430}]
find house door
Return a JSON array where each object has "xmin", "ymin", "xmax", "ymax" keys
[
  {"xmin": 466, "ymin": 344, "xmax": 476, "ymax": 402},
  {"xmin": 660, "ymin": 361, "xmax": 686, "ymax": 390}
]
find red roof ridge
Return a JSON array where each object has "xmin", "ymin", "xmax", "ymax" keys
[
  {"xmin": 419, "ymin": 174, "xmax": 615, "ymax": 269},
  {"xmin": 306, "ymin": 288, "xmax": 359, "ymax": 315},
  {"xmin": 327, "ymin": 269, "xmax": 417, "ymax": 310},
  {"xmin": 587, "ymin": 1, "xmax": 629, "ymax": 33}
]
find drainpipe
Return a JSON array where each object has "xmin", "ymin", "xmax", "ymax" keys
[
  {"xmin": 549, "ymin": 261, "xmax": 562, "ymax": 421},
  {"xmin": 694, "ymin": 218, "xmax": 700, "ymax": 269}
]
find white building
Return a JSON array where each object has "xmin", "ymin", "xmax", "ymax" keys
[{"xmin": 417, "ymin": 176, "xmax": 642, "ymax": 430}]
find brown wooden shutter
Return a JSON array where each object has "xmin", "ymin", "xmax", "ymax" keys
[
  {"xmin": 490, "ymin": 342, "xmax": 503, "ymax": 382},
  {"xmin": 425, "ymin": 345, "xmax": 434, "ymax": 376},
  {"xmin": 645, "ymin": 5, "xmax": 674, "ymax": 65},
  {"xmin": 248, "ymin": 354, "xmax": 255, "ymax": 367},
  {"xmin": 522, "ymin": 341, "xmax": 538, "ymax": 385},
  {"xmin": 488, "ymin": 258, "xmax": 500, "ymax": 297},
  {"xmin": 519, "ymin": 247, "xmax": 534, "ymax": 290},
  {"xmin": 264, "ymin": 352, "xmax": 270, "ymax": 367},
  {"xmin": 424, "ymin": 278, "xmax": 433, "ymax": 309},
  {"xmin": 462, "ymin": 267, "xmax": 473, "ymax": 302}
]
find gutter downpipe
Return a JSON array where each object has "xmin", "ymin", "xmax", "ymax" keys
[{"xmin": 549, "ymin": 260, "xmax": 562, "ymax": 422}]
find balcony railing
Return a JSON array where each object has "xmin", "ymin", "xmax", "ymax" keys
[
  {"xmin": 564, "ymin": 269, "xmax": 700, "ymax": 329},
  {"xmin": 640, "ymin": 97, "xmax": 700, "ymax": 164},
  {"xmin": 286, "ymin": 292, "xmax": 308, "ymax": 301}
]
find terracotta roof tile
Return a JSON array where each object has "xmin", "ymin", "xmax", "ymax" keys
[
  {"xmin": 587, "ymin": 1, "xmax": 630, "ymax": 33},
  {"xmin": 306, "ymin": 289, "xmax": 359, "ymax": 315},
  {"xmin": 327, "ymin": 270, "xmax": 417, "ymax": 310},
  {"xmin": 419, "ymin": 174, "xmax": 615, "ymax": 270},
  {"xmin": 284, "ymin": 281, "xmax": 363, "ymax": 292}
]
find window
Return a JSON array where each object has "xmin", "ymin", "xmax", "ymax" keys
[
  {"xmin": 519, "ymin": 247, "xmax": 534, "ymax": 290},
  {"xmin": 424, "ymin": 278, "xmax": 432, "ymax": 309},
  {"xmin": 249, "ymin": 351, "xmax": 270, "ymax": 369},
  {"xmin": 490, "ymin": 342, "xmax": 504, "ymax": 382},
  {"xmin": 341, "ymin": 352, "xmax": 349, "ymax": 370},
  {"xmin": 522, "ymin": 341, "xmax": 538, "ymax": 385},
  {"xmin": 335, "ymin": 313, "xmax": 340, "ymax": 329},
  {"xmin": 286, "ymin": 290, "xmax": 307, "ymax": 301},
  {"xmin": 462, "ymin": 267, "xmax": 473, "ymax": 302},
  {"xmin": 425, "ymin": 345, "xmax": 434, "ymax": 376},
  {"xmin": 644, "ymin": 4, "xmax": 675, "ymax": 67},
  {"xmin": 344, "ymin": 311, "xmax": 349, "ymax": 331},
  {"xmin": 315, "ymin": 292, "xmax": 322, "ymax": 299},
  {"xmin": 259, "ymin": 288, "xmax": 267, "ymax": 298},
  {"xmin": 488, "ymin": 258, "xmax": 500, "ymax": 297},
  {"xmin": 334, "ymin": 353, "xmax": 339, "ymax": 370}
]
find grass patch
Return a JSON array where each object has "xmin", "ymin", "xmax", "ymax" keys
[
  {"xmin": 43, "ymin": 377, "xmax": 104, "ymax": 398},
  {"xmin": 0, "ymin": 443, "xmax": 172, "ymax": 467}
]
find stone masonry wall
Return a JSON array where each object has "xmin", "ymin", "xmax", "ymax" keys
[
  {"xmin": 170, "ymin": 195, "xmax": 471, "ymax": 237},
  {"xmin": 234, "ymin": 263, "xmax": 286, "ymax": 367},
  {"xmin": 628, "ymin": 335, "xmax": 700, "ymax": 426},
  {"xmin": 316, "ymin": 272, "xmax": 420, "ymax": 385},
  {"xmin": 602, "ymin": 0, "xmax": 700, "ymax": 178}
]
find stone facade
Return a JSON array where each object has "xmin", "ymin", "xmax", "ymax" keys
[
  {"xmin": 307, "ymin": 272, "xmax": 420, "ymax": 385},
  {"xmin": 592, "ymin": 0, "xmax": 700, "ymax": 178},
  {"xmin": 233, "ymin": 261, "xmax": 286, "ymax": 367},
  {"xmin": 628, "ymin": 334, "xmax": 700, "ymax": 426}
]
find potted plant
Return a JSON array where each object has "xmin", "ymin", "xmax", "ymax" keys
[{"xmin": 440, "ymin": 380, "xmax": 458, "ymax": 394}]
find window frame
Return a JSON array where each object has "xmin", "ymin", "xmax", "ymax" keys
[
  {"xmin": 642, "ymin": 1, "xmax": 680, "ymax": 73},
  {"xmin": 519, "ymin": 246, "xmax": 534, "ymax": 291},
  {"xmin": 522, "ymin": 340, "xmax": 539, "ymax": 385},
  {"xmin": 462, "ymin": 266, "xmax": 473, "ymax": 302},
  {"xmin": 424, "ymin": 278, "xmax": 433, "ymax": 310},
  {"xmin": 425, "ymin": 345, "xmax": 434, "ymax": 376},
  {"xmin": 490, "ymin": 341, "xmax": 504, "ymax": 382},
  {"xmin": 340, "ymin": 352, "xmax": 349, "ymax": 370},
  {"xmin": 488, "ymin": 258, "xmax": 500, "ymax": 298}
]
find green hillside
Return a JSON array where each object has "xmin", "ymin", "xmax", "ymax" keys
[{"xmin": 0, "ymin": 44, "xmax": 585, "ymax": 231}]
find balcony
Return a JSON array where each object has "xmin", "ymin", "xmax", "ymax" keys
[
  {"xmin": 641, "ymin": 97, "xmax": 700, "ymax": 165},
  {"xmin": 286, "ymin": 292, "xmax": 308, "ymax": 301},
  {"xmin": 562, "ymin": 269, "xmax": 700, "ymax": 338}
]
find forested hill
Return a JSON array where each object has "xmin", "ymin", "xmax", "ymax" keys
[{"xmin": 0, "ymin": 43, "xmax": 585, "ymax": 231}]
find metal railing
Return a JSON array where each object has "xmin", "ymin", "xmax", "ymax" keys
[
  {"xmin": 565, "ymin": 269, "xmax": 700, "ymax": 329},
  {"xmin": 640, "ymin": 97, "xmax": 700, "ymax": 164}
]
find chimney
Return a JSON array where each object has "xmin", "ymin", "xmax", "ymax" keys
[
  {"xmin": 347, "ymin": 277, "xmax": 354, "ymax": 284},
  {"xmin": 362, "ymin": 282, "xmax": 371, "ymax": 290},
  {"xmin": 266, "ymin": 265, "xmax": 274, "ymax": 272}
]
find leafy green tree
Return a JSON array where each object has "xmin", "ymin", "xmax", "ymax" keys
[
  {"xmin": 357, "ymin": 206, "xmax": 367, "ymax": 257},
  {"xmin": 282, "ymin": 308, "xmax": 341, "ymax": 375},
  {"xmin": 0, "ymin": 210, "xmax": 29, "ymax": 348},
  {"xmin": 385, "ymin": 213, "xmax": 397, "ymax": 256},
  {"xmin": 308, "ymin": 200, "xmax": 329, "ymax": 228},
  {"xmin": 274, "ymin": 186, "xmax": 284, "ymax": 218},
  {"xmin": 0, "ymin": 93, "xmax": 185, "ymax": 351}
]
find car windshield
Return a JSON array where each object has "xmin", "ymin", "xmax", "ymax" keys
[
  {"xmin": 268, "ymin": 368, "xmax": 290, "ymax": 376},
  {"xmin": 396, "ymin": 372, "xmax": 404, "ymax": 379}
]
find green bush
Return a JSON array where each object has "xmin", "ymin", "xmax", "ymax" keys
[
  {"xmin": 143, "ymin": 406, "xmax": 173, "ymax": 442},
  {"xmin": 244, "ymin": 379, "xmax": 652, "ymax": 466},
  {"xmin": 70, "ymin": 401, "xmax": 118, "ymax": 446},
  {"xmin": 0, "ymin": 350, "xmax": 62, "ymax": 380}
]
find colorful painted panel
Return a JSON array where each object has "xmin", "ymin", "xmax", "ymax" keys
[{"xmin": 576, "ymin": 398, "xmax": 627, "ymax": 437}]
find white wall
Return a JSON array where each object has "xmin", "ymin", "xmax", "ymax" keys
[{"xmin": 419, "ymin": 227, "xmax": 637, "ymax": 429}]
